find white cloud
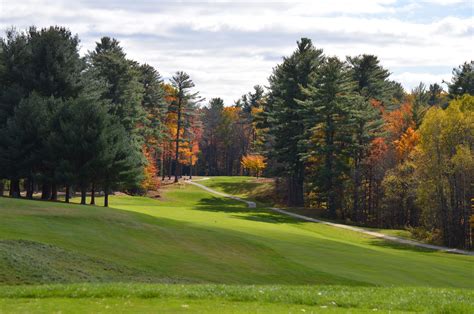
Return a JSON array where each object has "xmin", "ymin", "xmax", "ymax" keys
[{"xmin": 0, "ymin": 0, "xmax": 472, "ymax": 103}]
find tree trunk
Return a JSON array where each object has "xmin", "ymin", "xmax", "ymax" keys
[
  {"xmin": 174, "ymin": 97, "xmax": 183, "ymax": 183},
  {"xmin": 50, "ymin": 183, "xmax": 58, "ymax": 201},
  {"xmin": 90, "ymin": 183, "xmax": 95, "ymax": 205},
  {"xmin": 104, "ymin": 189, "xmax": 109, "ymax": 207},
  {"xmin": 10, "ymin": 179, "xmax": 21, "ymax": 198},
  {"xmin": 161, "ymin": 147, "xmax": 165, "ymax": 180},
  {"xmin": 287, "ymin": 174, "xmax": 304, "ymax": 207},
  {"xmin": 65, "ymin": 185, "xmax": 70, "ymax": 203},
  {"xmin": 26, "ymin": 177, "xmax": 33, "ymax": 199},
  {"xmin": 41, "ymin": 183, "xmax": 51, "ymax": 200},
  {"xmin": 353, "ymin": 161, "xmax": 361, "ymax": 222},
  {"xmin": 0, "ymin": 180, "xmax": 4, "ymax": 197},
  {"xmin": 80, "ymin": 186, "xmax": 86, "ymax": 205},
  {"xmin": 168, "ymin": 155, "xmax": 172, "ymax": 180}
]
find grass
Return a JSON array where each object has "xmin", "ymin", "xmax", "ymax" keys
[
  {"xmin": 197, "ymin": 176, "xmax": 431, "ymax": 242},
  {"xmin": 0, "ymin": 176, "xmax": 473, "ymax": 312},
  {"xmin": 0, "ymin": 283, "xmax": 472, "ymax": 313},
  {"xmin": 196, "ymin": 176, "xmax": 277, "ymax": 206}
]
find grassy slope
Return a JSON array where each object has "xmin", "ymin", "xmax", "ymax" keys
[
  {"xmin": 197, "ymin": 176, "xmax": 430, "ymax": 241},
  {"xmin": 196, "ymin": 176, "xmax": 276, "ymax": 207},
  {"xmin": 0, "ymin": 177, "xmax": 473, "ymax": 311}
]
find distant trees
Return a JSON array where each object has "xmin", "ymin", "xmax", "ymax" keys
[
  {"xmin": 0, "ymin": 26, "xmax": 85, "ymax": 200},
  {"xmin": 265, "ymin": 38, "xmax": 323, "ymax": 206},
  {"xmin": 415, "ymin": 95, "xmax": 473, "ymax": 248},
  {"xmin": 447, "ymin": 61, "xmax": 474, "ymax": 97},
  {"xmin": 259, "ymin": 38, "xmax": 473, "ymax": 248},
  {"xmin": 196, "ymin": 93, "xmax": 262, "ymax": 177},
  {"xmin": 0, "ymin": 26, "xmax": 176, "ymax": 205},
  {"xmin": 0, "ymin": 26, "xmax": 472, "ymax": 249},
  {"xmin": 241, "ymin": 154, "xmax": 266, "ymax": 178}
]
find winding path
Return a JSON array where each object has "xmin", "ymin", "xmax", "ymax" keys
[{"xmin": 187, "ymin": 178, "xmax": 473, "ymax": 256}]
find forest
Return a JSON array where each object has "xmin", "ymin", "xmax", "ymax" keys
[{"xmin": 0, "ymin": 26, "xmax": 472, "ymax": 249}]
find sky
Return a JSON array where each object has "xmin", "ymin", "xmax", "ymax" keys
[{"xmin": 0, "ymin": 0, "xmax": 473, "ymax": 104}]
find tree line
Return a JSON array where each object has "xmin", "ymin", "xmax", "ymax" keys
[
  {"xmin": 257, "ymin": 39, "xmax": 473, "ymax": 249},
  {"xmin": 0, "ymin": 27, "xmax": 472, "ymax": 249},
  {"xmin": 0, "ymin": 26, "xmax": 202, "ymax": 206}
]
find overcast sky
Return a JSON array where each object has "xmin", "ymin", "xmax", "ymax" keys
[{"xmin": 1, "ymin": 0, "xmax": 472, "ymax": 104}]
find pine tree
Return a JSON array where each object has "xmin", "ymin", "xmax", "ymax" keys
[
  {"xmin": 299, "ymin": 57, "xmax": 354, "ymax": 218},
  {"xmin": 447, "ymin": 61, "xmax": 474, "ymax": 97},
  {"xmin": 347, "ymin": 54, "xmax": 388, "ymax": 222},
  {"xmin": 169, "ymin": 71, "xmax": 202, "ymax": 182},
  {"xmin": 265, "ymin": 38, "xmax": 323, "ymax": 206},
  {"xmin": 0, "ymin": 27, "xmax": 83, "ymax": 198},
  {"xmin": 88, "ymin": 37, "xmax": 145, "ymax": 134},
  {"xmin": 347, "ymin": 54, "xmax": 392, "ymax": 103}
]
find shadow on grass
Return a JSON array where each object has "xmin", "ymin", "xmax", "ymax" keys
[
  {"xmin": 204, "ymin": 181, "xmax": 263, "ymax": 196},
  {"xmin": 231, "ymin": 213, "xmax": 300, "ymax": 224},
  {"xmin": 367, "ymin": 237, "xmax": 440, "ymax": 254},
  {"xmin": 195, "ymin": 197, "xmax": 299, "ymax": 224}
]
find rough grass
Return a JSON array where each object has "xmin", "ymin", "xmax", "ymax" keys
[{"xmin": 0, "ymin": 283, "xmax": 472, "ymax": 313}]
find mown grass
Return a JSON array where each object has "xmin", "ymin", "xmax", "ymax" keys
[
  {"xmin": 0, "ymin": 176, "xmax": 473, "ymax": 312},
  {"xmin": 0, "ymin": 181, "xmax": 473, "ymax": 287},
  {"xmin": 198, "ymin": 176, "xmax": 435, "ymax": 243},
  {"xmin": 0, "ymin": 283, "xmax": 472, "ymax": 313},
  {"xmin": 196, "ymin": 176, "xmax": 277, "ymax": 206}
]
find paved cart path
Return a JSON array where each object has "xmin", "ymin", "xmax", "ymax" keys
[{"xmin": 187, "ymin": 179, "xmax": 473, "ymax": 256}]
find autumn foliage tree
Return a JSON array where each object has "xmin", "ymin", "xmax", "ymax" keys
[
  {"xmin": 241, "ymin": 154, "xmax": 266, "ymax": 178},
  {"xmin": 141, "ymin": 145, "xmax": 160, "ymax": 191}
]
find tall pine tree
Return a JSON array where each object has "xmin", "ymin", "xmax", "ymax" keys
[{"xmin": 265, "ymin": 38, "xmax": 323, "ymax": 206}]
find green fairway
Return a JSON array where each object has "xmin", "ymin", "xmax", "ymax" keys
[
  {"xmin": 196, "ymin": 176, "xmax": 277, "ymax": 206},
  {"xmin": 0, "ymin": 176, "xmax": 473, "ymax": 311}
]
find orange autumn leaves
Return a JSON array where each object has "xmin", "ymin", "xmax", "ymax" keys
[
  {"xmin": 394, "ymin": 127, "xmax": 420, "ymax": 161},
  {"xmin": 141, "ymin": 145, "xmax": 160, "ymax": 191},
  {"xmin": 367, "ymin": 101, "xmax": 420, "ymax": 165},
  {"xmin": 241, "ymin": 154, "xmax": 266, "ymax": 177}
]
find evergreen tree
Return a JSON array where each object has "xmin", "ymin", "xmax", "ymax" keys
[
  {"xmin": 0, "ymin": 29, "xmax": 30, "ymax": 193},
  {"xmin": 200, "ymin": 98, "xmax": 225, "ymax": 175},
  {"xmin": 428, "ymin": 83, "xmax": 444, "ymax": 106},
  {"xmin": 0, "ymin": 94, "xmax": 57, "ymax": 198},
  {"xmin": 139, "ymin": 63, "xmax": 167, "ymax": 147},
  {"xmin": 169, "ymin": 71, "xmax": 202, "ymax": 182},
  {"xmin": 447, "ymin": 61, "xmax": 474, "ymax": 97},
  {"xmin": 0, "ymin": 29, "xmax": 29, "ymax": 125},
  {"xmin": 411, "ymin": 82, "xmax": 429, "ymax": 127},
  {"xmin": 25, "ymin": 26, "xmax": 84, "ymax": 99},
  {"xmin": 347, "ymin": 54, "xmax": 388, "ymax": 222},
  {"xmin": 299, "ymin": 57, "xmax": 354, "ymax": 218},
  {"xmin": 0, "ymin": 26, "xmax": 83, "ymax": 199},
  {"xmin": 265, "ymin": 38, "xmax": 323, "ymax": 206},
  {"xmin": 347, "ymin": 54, "xmax": 392, "ymax": 103},
  {"xmin": 88, "ymin": 37, "xmax": 145, "ymax": 134}
]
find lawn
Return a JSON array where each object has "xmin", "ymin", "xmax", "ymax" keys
[
  {"xmin": 197, "ymin": 176, "xmax": 430, "ymax": 242},
  {"xmin": 0, "ymin": 284, "xmax": 472, "ymax": 313},
  {"xmin": 0, "ymin": 176, "xmax": 473, "ymax": 312}
]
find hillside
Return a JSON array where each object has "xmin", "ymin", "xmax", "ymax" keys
[{"xmin": 0, "ymin": 177, "xmax": 473, "ymax": 312}]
